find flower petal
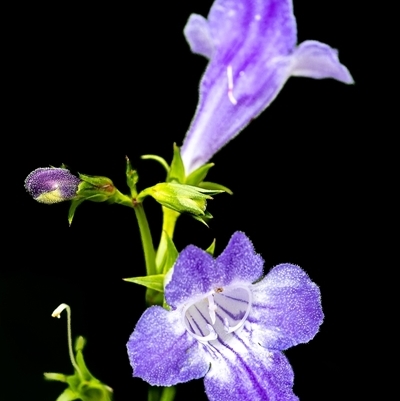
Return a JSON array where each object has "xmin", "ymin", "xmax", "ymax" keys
[
  {"xmin": 126, "ymin": 306, "xmax": 209, "ymax": 386},
  {"xmin": 184, "ymin": 14, "xmax": 214, "ymax": 59},
  {"xmin": 215, "ymin": 231, "xmax": 264, "ymax": 285},
  {"xmin": 165, "ymin": 232, "xmax": 263, "ymax": 308},
  {"xmin": 204, "ymin": 335, "xmax": 297, "ymax": 401},
  {"xmin": 249, "ymin": 264, "xmax": 323, "ymax": 350},
  {"xmin": 165, "ymin": 245, "xmax": 216, "ymax": 308},
  {"xmin": 181, "ymin": 0, "xmax": 297, "ymax": 173},
  {"xmin": 290, "ymin": 40, "xmax": 354, "ymax": 83}
]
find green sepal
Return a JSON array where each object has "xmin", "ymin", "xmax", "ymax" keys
[
  {"xmin": 167, "ymin": 144, "xmax": 185, "ymax": 183},
  {"xmin": 77, "ymin": 174, "xmax": 116, "ymax": 199},
  {"xmin": 205, "ymin": 239, "xmax": 216, "ymax": 256},
  {"xmin": 125, "ymin": 156, "xmax": 139, "ymax": 197},
  {"xmin": 185, "ymin": 163, "xmax": 214, "ymax": 186},
  {"xmin": 123, "ymin": 274, "xmax": 165, "ymax": 293},
  {"xmin": 191, "ymin": 210, "xmax": 213, "ymax": 227},
  {"xmin": 73, "ymin": 173, "xmax": 133, "ymax": 210},
  {"xmin": 198, "ymin": 181, "xmax": 233, "ymax": 195},
  {"xmin": 141, "ymin": 154, "xmax": 170, "ymax": 174},
  {"xmin": 138, "ymin": 183, "xmax": 222, "ymax": 216}
]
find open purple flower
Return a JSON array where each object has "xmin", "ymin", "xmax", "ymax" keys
[
  {"xmin": 127, "ymin": 232, "xmax": 323, "ymax": 400},
  {"xmin": 180, "ymin": 0, "xmax": 354, "ymax": 173},
  {"xmin": 24, "ymin": 167, "xmax": 80, "ymax": 204}
]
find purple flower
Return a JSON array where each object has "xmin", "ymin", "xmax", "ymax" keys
[
  {"xmin": 127, "ymin": 232, "xmax": 323, "ymax": 400},
  {"xmin": 180, "ymin": 0, "xmax": 354, "ymax": 173},
  {"xmin": 25, "ymin": 167, "xmax": 80, "ymax": 204}
]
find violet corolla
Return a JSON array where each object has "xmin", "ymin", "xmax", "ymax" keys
[
  {"xmin": 24, "ymin": 167, "xmax": 80, "ymax": 204},
  {"xmin": 127, "ymin": 232, "xmax": 323, "ymax": 400},
  {"xmin": 181, "ymin": 0, "xmax": 354, "ymax": 173}
]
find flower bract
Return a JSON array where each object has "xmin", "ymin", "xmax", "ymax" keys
[
  {"xmin": 24, "ymin": 167, "xmax": 80, "ymax": 204},
  {"xmin": 180, "ymin": 0, "xmax": 354, "ymax": 173},
  {"xmin": 127, "ymin": 232, "xmax": 323, "ymax": 400}
]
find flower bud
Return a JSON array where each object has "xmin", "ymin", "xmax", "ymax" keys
[
  {"xmin": 24, "ymin": 167, "xmax": 80, "ymax": 204},
  {"xmin": 138, "ymin": 182, "xmax": 222, "ymax": 216}
]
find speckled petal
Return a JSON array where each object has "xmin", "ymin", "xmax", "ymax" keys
[
  {"xmin": 24, "ymin": 167, "xmax": 80, "ymax": 204},
  {"xmin": 181, "ymin": 0, "xmax": 353, "ymax": 173},
  {"xmin": 249, "ymin": 264, "xmax": 324, "ymax": 350},
  {"xmin": 184, "ymin": 14, "xmax": 214, "ymax": 59},
  {"xmin": 291, "ymin": 40, "xmax": 354, "ymax": 83},
  {"xmin": 215, "ymin": 231, "xmax": 264, "ymax": 285},
  {"xmin": 126, "ymin": 306, "xmax": 209, "ymax": 386},
  {"xmin": 181, "ymin": 0, "xmax": 297, "ymax": 173},
  {"xmin": 165, "ymin": 232, "xmax": 263, "ymax": 308},
  {"xmin": 204, "ymin": 335, "xmax": 298, "ymax": 401}
]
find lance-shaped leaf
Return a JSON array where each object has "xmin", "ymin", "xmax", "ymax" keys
[{"xmin": 124, "ymin": 274, "xmax": 166, "ymax": 293}]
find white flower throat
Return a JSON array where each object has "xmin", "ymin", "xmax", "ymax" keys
[{"xmin": 183, "ymin": 285, "xmax": 252, "ymax": 345}]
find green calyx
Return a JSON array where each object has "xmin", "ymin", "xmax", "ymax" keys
[
  {"xmin": 68, "ymin": 173, "xmax": 134, "ymax": 225},
  {"xmin": 138, "ymin": 182, "xmax": 222, "ymax": 216},
  {"xmin": 45, "ymin": 336, "xmax": 113, "ymax": 401}
]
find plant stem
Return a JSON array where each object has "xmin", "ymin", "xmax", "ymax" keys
[
  {"xmin": 155, "ymin": 207, "xmax": 180, "ymax": 272},
  {"xmin": 133, "ymin": 202, "xmax": 157, "ymax": 277},
  {"xmin": 148, "ymin": 386, "xmax": 176, "ymax": 401}
]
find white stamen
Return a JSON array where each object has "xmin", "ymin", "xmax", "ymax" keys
[
  {"xmin": 52, "ymin": 303, "xmax": 68, "ymax": 318},
  {"xmin": 227, "ymin": 65, "xmax": 237, "ymax": 105},
  {"xmin": 208, "ymin": 295, "xmax": 217, "ymax": 324},
  {"xmin": 51, "ymin": 303, "xmax": 83, "ymax": 379},
  {"xmin": 206, "ymin": 324, "xmax": 218, "ymax": 341},
  {"xmin": 224, "ymin": 317, "xmax": 230, "ymax": 333}
]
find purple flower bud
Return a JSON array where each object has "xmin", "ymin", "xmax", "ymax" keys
[{"xmin": 24, "ymin": 167, "xmax": 81, "ymax": 204}]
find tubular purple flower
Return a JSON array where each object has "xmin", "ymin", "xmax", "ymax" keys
[
  {"xmin": 25, "ymin": 167, "xmax": 81, "ymax": 204},
  {"xmin": 127, "ymin": 232, "xmax": 323, "ymax": 400},
  {"xmin": 180, "ymin": 0, "xmax": 354, "ymax": 174}
]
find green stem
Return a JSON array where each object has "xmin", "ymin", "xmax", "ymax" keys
[
  {"xmin": 133, "ymin": 202, "xmax": 157, "ymax": 277},
  {"xmin": 51, "ymin": 303, "xmax": 83, "ymax": 380},
  {"xmin": 148, "ymin": 386, "xmax": 176, "ymax": 401},
  {"xmin": 155, "ymin": 207, "xmax": 180, "ymax": 272}
]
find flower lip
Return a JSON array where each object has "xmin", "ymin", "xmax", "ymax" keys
[{"xmin": 182, "ymin": 283, "xmax": 253, "ymax": 347}]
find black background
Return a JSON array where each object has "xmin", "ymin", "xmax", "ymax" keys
[{"xmin": 3, "ymin": 1, "xmax": 366, "ymax": 400}]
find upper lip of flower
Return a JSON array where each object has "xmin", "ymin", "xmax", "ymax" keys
[
  {"xmin": 180, "ymin": 0, "xmax": 354, "ymax": 174},
  {"xmin": 127, "ymin": 231, "xmax": 323, "ymax": 400}
]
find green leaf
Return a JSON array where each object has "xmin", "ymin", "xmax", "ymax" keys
[
  {"xmin": 141, "ymin": 154, "xmax": 170, "ymax": 174},
  {"xmin": 185, "ymin": 163, "xmax": 214, "ymax": 186},
  {"xmin": 56, "ymin": 388, "xmax": 79, "ymax": 401},
  {"xmin": 205, "ymin": 239, "xmax": 216, "ymax": 256},
  {"xmin": 167, "ymin": 143, "xmax": 185, "ymax": 183},
  {"xmin": 198, "ymin": 181, "xmax": 233, "ymax": 195},
  {"xmin": 68, "ymin": 199, "xmax": 85, "ymax": 226},
  {"xmin": 124, "ymin": 274, "xmax": 165, "ymax": 292}
]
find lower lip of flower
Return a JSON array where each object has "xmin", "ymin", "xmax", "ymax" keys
[{"xmin": 182, "ymin": 284, "xmax": 252, "ymax": 347}]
